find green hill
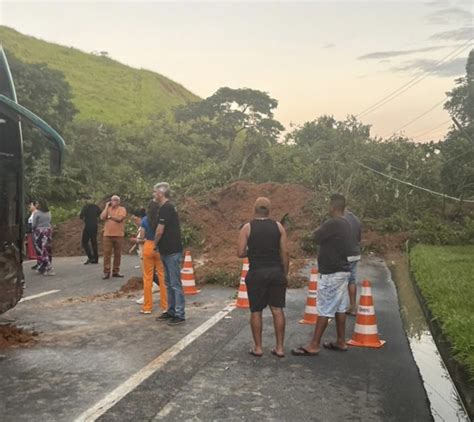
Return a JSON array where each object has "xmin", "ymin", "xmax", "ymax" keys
[{"xmin": 0, "ymin": 26, "xmax": 199, "ymax": 126}]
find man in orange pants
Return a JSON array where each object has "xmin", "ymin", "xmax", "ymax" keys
[{"xmin": 139, "ymin": 211, "xmax": 168, "ymax": 314}]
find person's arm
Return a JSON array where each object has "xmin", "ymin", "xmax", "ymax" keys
[
  {"xmin": 154, "ymin": 224, "xmax": 165, "ymax": 250},
  {"xmin": 100, "ymin": 203, "xmax": 110, "ymax": 221},
  {"xmin": 32, "ymin": 212, "xmax": 39, "ymax": 230},
  {"xmin": 110, "ymin": 207, "xmax": 126, "ymax": 223},
  {"xmin": 277, "ymin": 222, "xmax": 289, "ymax": 276},
  {"xmin": 79, "ymin": 206, "xmax": 86, "ymax": 220},
  {"xmin": 237, "ymin": 223, "xmax": 250, "ymax": 258},
  {"xmin": 312, "ymin": 220, "xmax": 331, "ymax": 245}
]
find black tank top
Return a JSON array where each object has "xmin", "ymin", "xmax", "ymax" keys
[{"xmin": 247, "ymin": 219, "xmax": 282, "ymax": 269}]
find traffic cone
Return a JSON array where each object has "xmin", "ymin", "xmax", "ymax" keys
[
  {"xmin": 299, "ymin": 267, "xmax": 318, "ymax": 324},
  {"xmin": 181, "ymin": 251, "xmax": 200, "ymax": 295},
  {"xmin": 235, "ymin": 258, "xmax": 250, "ymax": 309},
  {"xmin": 347, "ymin": 279, "xmax": 386, "ymax": 348}
]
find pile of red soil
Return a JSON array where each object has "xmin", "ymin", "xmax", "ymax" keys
[
  {"xmin": 64, "ymin": 277, "xmax": 143, "ymax": 304},
  {"xmin": 362, "ymin": 230, "xmax": 410, "ymax": 254},
  {"xmin": 181, "ymin": 181, "xmax": 315, "ymax": 279},
  {"xmin": 0, "ymin": 324, "xmax": 38, "ymax": 349},
  {"xmin": 53, "ymin": 218, "xmax": 132, "ymax": 257}
]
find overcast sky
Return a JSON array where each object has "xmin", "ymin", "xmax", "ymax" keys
[{"xmin": 1, "ymin": 0, "xmax": 473, "ymax": 141}]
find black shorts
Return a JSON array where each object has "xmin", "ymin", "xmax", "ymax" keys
[{"xmin": 245, "ymin": 267, "xmax": 286, "ymax": 312}]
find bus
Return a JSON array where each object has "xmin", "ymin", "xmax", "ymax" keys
[{"xmin": 0, "ymin": 46, "xmax": 66, "ymax": 314}]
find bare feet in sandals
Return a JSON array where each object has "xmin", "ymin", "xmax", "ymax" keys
[
  {"xmin": 323, "ymin": 341, "xmax": 348, "ymax": 352},
  {"xmin": 291, "ymin": 346, "xmax": 320, "ymax": 356},
  {"xmin": 270, "ymin": 348, "xmax": 285, "ymax": 358}
]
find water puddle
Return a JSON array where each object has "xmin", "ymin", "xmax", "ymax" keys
[{"xmin": 387, "ymin": 252, "xmax": 469, "ymax": 422}]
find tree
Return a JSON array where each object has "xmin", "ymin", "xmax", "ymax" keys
[
  {"xmin": 441, "ymin": 50, "xmax": 474, "ymax": 200},
  {"xmin": 175, "ymin": 87, "xmax": 284, "ymax": 176},
  {"xmin": 444, "ymin": 49, "xmax": 474, "ymax": 127}
]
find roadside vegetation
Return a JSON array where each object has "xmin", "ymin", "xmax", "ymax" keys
[
  {"xmin": 410, "ymin": 244, "xmax": 474, "ymax": 379},
  {"xmin": 2, "ymin": 26, "xmax": 473, "ymax": 248}
]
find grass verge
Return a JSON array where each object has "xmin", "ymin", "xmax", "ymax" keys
[{"xmin": 410, "ymin": 244, "xmax": 474, "ymax": 379}]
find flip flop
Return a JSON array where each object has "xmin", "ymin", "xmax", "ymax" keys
[
  {"xmin": 248, "ymin": 350, "xmax": 263, "ymax": 358},
  {"xmin": 290, "ymin": 346, "xmax": 319, "ymax": 357},
  {"xmin": 323, "ymin": 341, "xmax": 348, "ymax": 352},
  {"xmin": 270, "ymin": 348, "xmax": 285, "ymax": 358}
]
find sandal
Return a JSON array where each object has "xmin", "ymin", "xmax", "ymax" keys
[
  {"xmin": 290, "ymin": 346, "xmax": 319, "ymax": 356},
  {"xmin": 323, "ymin": 341, "xmax": 348, "ymax": 352},
  {"xmin": 270, "ymin": 348, "xmax": 285, "ymax": 358},
  {"xmin": 248, "ymin": 350, "xmax": 263, "ymax": 358}
]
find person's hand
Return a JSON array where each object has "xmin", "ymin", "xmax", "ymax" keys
[{"xmin": 130, "ymin": 237, "xmax": 137, "ymax": 243}]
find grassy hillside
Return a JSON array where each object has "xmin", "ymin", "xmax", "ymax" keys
[{"xmin": 0, "ymin": 26, "xmax": 199, "ymax": 125}]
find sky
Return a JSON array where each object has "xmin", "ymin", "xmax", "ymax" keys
[{"xmin": 0, "ymin": 0, "xmax": 473, "ymax": 141}]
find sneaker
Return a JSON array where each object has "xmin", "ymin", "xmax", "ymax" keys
[
  {"xmin": 136, "ymin": 296, "xmax": 144, "ymax": 305},
  {"xmin": 83, "ymin": 259, "xmax": 91, "ymax": 265},
  {"xmin": 152, "ymin": 283, "xmax": 160, "ymax": 293},
  {"xmin": 31, "ymin": 264, "xmax": 38, "ymax": 270},
  {"xmin": 112, "ymin": 273, "xmax": 124, "ymax": 278},
  {"xmin": 155, "ymin": 312, "xmax": 173, "ymax": 321},
  {"xmin": 139, "ymin": 310, "xmax": 152, "ymax": 315},
  {"xmin": 102, "ymin": 273, "xmax": 111, "ymax": 280},
  {"xmin": 168, "ymin": 317, "xmax": 186, "ymax": 326}
]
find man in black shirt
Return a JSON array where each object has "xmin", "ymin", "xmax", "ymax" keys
[
  {"xmin": 237, "ymin": 197, "xmax": 289, "ymax": 358},
  {"xmin": 292, "ymin": 193, "xmax": 351, "ymax": 356},
  {"xmin": 79, "ymin": 201, "xmax": 101, "ymax": 264},
  {"xmin": 152, "ymin": 182, "xmax": 185, "ymax": 326}
]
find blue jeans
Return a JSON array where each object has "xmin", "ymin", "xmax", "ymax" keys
[{"xmin": 161, "ymin": 252, "xmax": 185, "ymax": 319}]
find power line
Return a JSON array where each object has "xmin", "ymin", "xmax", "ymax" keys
[
  {"xmin": 412, "ymin": 119, "xmax": 452, "ymax": 138},
  {"xmin": 356, "ymin": 39, "xmax": 473, "ymax": 118},
  {"xmin": 354, "ymin": 160, "xmax": 474, "ymax": 203},
  {"xmin": 393, "ymin": 98, "xmax": 446, "ymax": 133}
]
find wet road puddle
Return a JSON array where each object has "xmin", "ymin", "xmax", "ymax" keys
[{"xmin": 387, "ymin": 252, "xmax": 469, "ymax": 422}]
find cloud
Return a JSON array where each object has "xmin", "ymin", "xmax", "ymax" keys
[
  {"xmin": 426, "ymin": 7, "xmax": 473, "ymax": 24},
  {"xmin": 393, "ymin": 56, "xmax": 467, "ymax": 77},
  {"xmin": 322, "ymin": 43, "xmax": 336, "ymax": 49},
  {"xmin": 430, "ymin": 27, "xmax": 474, "ymax": 41},
  {"xmin": 357, "ymin": 45, "xmax": 447, "ymax": 60}
]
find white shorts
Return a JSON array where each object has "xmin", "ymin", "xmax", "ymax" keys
[{"xmin": 317, "ymin": 272, "xmax": 350, "ymax": 317}]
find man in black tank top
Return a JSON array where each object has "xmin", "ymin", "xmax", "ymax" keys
[{"xmin": 237, "ymin": 197, "xmax": 289, "ymax": 358}]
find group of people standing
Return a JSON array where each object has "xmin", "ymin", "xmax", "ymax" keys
[
  {"xmin": 238, "ymin": 193, "xmax": 361, "ymax": 358},
  {"xmin": 79, "ymin": 183, "xmax": 187, "ymax": 326}
]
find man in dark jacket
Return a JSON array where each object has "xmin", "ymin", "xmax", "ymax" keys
[{"xmin": 80, "ymin": 201, "xmax": 101, "ymax": 265}]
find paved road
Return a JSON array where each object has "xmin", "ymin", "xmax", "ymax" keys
[{"xmin": 0, "ymin": 256, "xmax": 432, "ymax": 421}]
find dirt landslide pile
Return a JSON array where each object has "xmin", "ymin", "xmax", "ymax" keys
[
  {"xmin": 181, "ymin": 181, "xmax": 315, "ymax": 283},
  {"xmin": 53, "ymin": 217, "xmax": 130, "ymax": 257},
  {"xmin": 64, "ymin": 276, "xmax": 143, "ymax": 304},
  {"xmin": 0, "ymin": 324, "xmax": 38, "ymax": 349}
]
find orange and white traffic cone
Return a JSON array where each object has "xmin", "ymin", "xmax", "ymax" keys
[
  {"xmin": 347, "ymin": 279, "xmax": 386, "ymax": 348},
  {"xmin": 235, "ymin": 258, "xmax": 250, "ymax": 309},
  {"xmin": 181, "ymin": 251, "xmax": 200, "ymax": 295},
  {"xmin": 299, "ymin": 267, "xmax": 319, "ymax": 324}
]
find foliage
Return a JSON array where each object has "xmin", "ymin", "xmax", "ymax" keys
[
  {"xmin": 49, "ymin": 204, "xmax": 82, "ymax": 225},
  {"xmin": 410, "ymin": 244, "xmax": 474, "ymax": 379},
  {"xmin": 5, "ymin": 25, "xmax": 473, "ymax": 245},
  {"xmin": 0, "ymin": 25, "xmax": 198, "ymax": 126},
  {"xmin": 202, "ymin": 270, "xmax": 240, "ymax": 288}
]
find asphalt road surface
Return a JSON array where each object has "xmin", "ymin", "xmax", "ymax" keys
[{"xmin": 0, "ymin": 255, "xmax": 432, "ymax": 421}]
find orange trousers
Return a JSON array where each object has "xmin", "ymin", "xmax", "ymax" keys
[{"xmin": 142, "ymin": 240, "xmax": 168, "ymax": 312}]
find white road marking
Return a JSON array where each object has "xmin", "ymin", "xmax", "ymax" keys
[
  {"xmin": 19, "ymin": 290, "xmax": 61, "ymax": 302},
  {"xmin": 74, "ymin": 303, "xmax": 236, "ymax": 422}
]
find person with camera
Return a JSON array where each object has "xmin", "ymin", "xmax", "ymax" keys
[{"xmin": 100, "ymin": 195, "xmax": 127, "ymax": 279}]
